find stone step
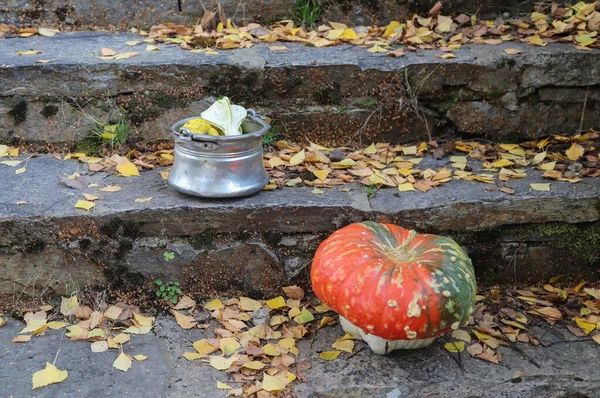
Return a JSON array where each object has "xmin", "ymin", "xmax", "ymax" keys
[
  {"xmin": 2, "ymin": 0, "xmax": 536, "ymax": 29},
  {"xmin": 1, "ymin": 155, "xmax": 598, "ymax": 299},
  {"xmin": 1, "ymin": 32, "xmax": 599, "ymax": 147}
]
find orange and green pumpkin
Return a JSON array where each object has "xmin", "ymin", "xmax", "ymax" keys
[{"xmin": 310, "ymin": 221, "xmax": 476, "ymax": 353}]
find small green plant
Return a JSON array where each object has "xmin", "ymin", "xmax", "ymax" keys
[
  {"xmin": 89, "ymin": 113, "xmax": 130, "ymax": 151},
  {"xmin": 154, "ymin": 280, "xmax": 182, "ymax": 304},
  {"xmin": 262, "ymin": 126, "xmax": 285, "ymax": 149},
  {"xmin": 164, "ymin": 251, "xmax": 175, "ymax": 262},
  {"xmin": 291, "ymin": 0, "xmax": 322, "ymax": 27},
  {"xmin": 364, "ymin": 184, "xmax": 379, "ymax": 199},
  {"xmin": 357, "ymin": 97, "xmax": 378, "ymax": 109}
]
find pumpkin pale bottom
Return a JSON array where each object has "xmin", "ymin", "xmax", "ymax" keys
[{"xmin": 340, "ymin": 316, "xmax": 436, "ymax": 354}]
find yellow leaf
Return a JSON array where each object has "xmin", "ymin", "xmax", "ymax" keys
[
  {"xmin": 339, "ymin": 28, "xmax": 358, "ymax": 40},
  {"xmin": 384, "ymin": 21, "xmax": 402, "ymax": 38},
  {"xmin": 1, "ymin": 160, "xmax": 23, "ymax": 167},
  {"xmin": 193, "ymin": 339, "xmax": 219, "ymax": 355},
  {"xmin": 46, "ymin": 321, "xmax": 68, "ymax": 330},
  {"xmin": 125, "ymin": 40, "xmax": 141, "ymax": 46},
  {"xmin": 74, "ymin": 200, "xmax": 95, "ymax": 211},
  {"xmin": 113, "ymin": 353, "xmax": 132, "ymax": 372},
  {"xmin": 183, "ymin": 352, "xmax": 202, "ymax": 360},
  {"xmin": 134, "ymin": 197, "xmax": 152, "ymax": 203},
  {"xmin": 205, "ymin": 298, "xmax": 223, "ymax": 310},
  {"xmin": 263, "ymin": 343, "xmax": 281, "ymax": 356},
  {"xmin": 209, "ymin": 355, "xmax": 235, "ymax": 370},
  {"xmin": 146, "ymin": 45, "xmax": 160, "ymax": 51},
  {"xmin": 492, "ymin": 159, "xmax": 514, "ymax": 168},
  {"xmin": 242, "ymin": 361, "xmax": 266, "ymax": 370},
  {"xmin": 15, "ymin": 167, "xmax": 26, "ymax": 174},
  {"xmin": 265, "ymin": 296, "xmax": 287, "ymax": 309},
  {"xmin": 574, "ymin": 281, "xmax": 587, "ymax": 293},
  {"xmin": 104, "ymin": 305, "xmax": 122, "ymax": 320},
  {"xmin": 123, "ymin": 325, "xmax": 152, "ymax": 334},
  {"xmin": 566, "ymin": 143, "xmax": 585, "ymax": 161},
  {"xmin": 294, "ymin": 308, "xmax": 315, "ymax": 324},
  {"xmin": 583, "ymin": 288, "xmax": 600, "ymax": 300},
  {"xmin": 312, "ymin": 169, "xmax": 330, "ymax": 181},
  {"xmin": 32, "ymin": 363, "xmax": 68, "ymax": 389},
  {"xmin": 318, "ymin": 316, "xmax": 336, "ymax": 329},
  {"xmin": 112, "ymin": 333, "xmax": 131, "ymax": 345},
  {"xmin": 444, "ymin": 341, "xmax": 465, "ymax": 352},
  {"xmin": 367, "ymin": 44, "xmax": 388, "ymax": 53},
  {"xmin": 263, "ymin": 373, "xmax": 286, "ymax": 392},
  {"xmin": 220, "ymin": 337, "xmax": 241, "ymax": 356},
  {"xmin": 530, "ymin": 183, "xmax": 551, "ymax": 191},
  {"xmin": 38, "ymin": 27, "xmax": 59, "ymax": 37},
  {"xmin": 114, "ymin": 52, "xmax": 137, "ymax": 60},
  {"xmin": 312, "ymin": 188, "xmax": 325, "ymax": 194},
  {"xmin": 539, "ymin": 161, "xmax": 556, "ymax": 171},
  {"xmin": 268, "ymin": 156, "xmax": 285, "ymax": 168},
  {"xmin": 319, "ymin": 351, "xmax": 341, "ymax": 360},
  {"xmin": 528, "ymin": 35, "xmax": 547, "ymax": 46},
  {"xmin": 436, "ymin": 53, "xmax": 456, "ymax": 59},
  {"xmin": 397, "ymin": 182, "xmax": 415, "ymax": 192},
  {"xmin": 451, "ymin": 329, "xmax": 472, "ymax": 343},
  {"xmin": 504, "ymin": 48, "xmax": 522, "ymax": 54},
  {"xmin": 364, "ymin": 143, "xmax": 378, "ymax": 154},
  {"xmin": 133, "ymin": 312, "xmax": 154, "ymax": 326},
  {"xmin": 60, "ymin": 296, "xmax": 79, "ymax": 316},
  {"xmin": 269, "ymin": 45, "xmax": 289, "ymax": 51},
  {"xmin": 133, "ymin": 354, "xmax": 147, "ymax": 361},
  {"xmin": 574, "ymin": 317, "xmax": 596, "ymax": 334},
  {"xmin": 531, "ymin": 151, "xmax": 547, "ymax": 165},
  {"xmin": 332, "ymin": 338, "xmax": 354, "ymax": 353},
  {"xmin": 100, "ymin": 185, "xmax": 122, "ymax": 192},
  {"xmin": 217, "ymin": 381, "xmax": 232, "ymax": 390},
  {"xmin": 289, "ymin": 149, "xmax": 306, "ymax": 166},
  {"xmin": 116, "ymin": 161, "xmax": 139, "ymax": 177},
  {"xmin": 17, "ymin": 50, "xmax": 43, "ymax": 55},
  {"xmin": 238, "ymin": 297, "xmax": 262, "ymax": 311},
  {"xmin": 592, "ymin": 334, "xmax": 600, "ymax": 345}
]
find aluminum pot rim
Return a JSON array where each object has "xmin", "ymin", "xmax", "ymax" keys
[{"xmin": 172, "ymin": 114, "xmax": 270, "ymax": 142}]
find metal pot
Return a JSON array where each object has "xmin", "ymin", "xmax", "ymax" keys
[{"xmin": 168, "ymin": 110, "xmax": 270, "ymax": 198}]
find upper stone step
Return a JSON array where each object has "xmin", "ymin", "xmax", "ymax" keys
[
  {"xmin": 1, "ymin": 32, "xmax": 599, "ymax": 146},
  {"xmin": 1, "ymin": 0, "xmax": 536, "ymax": 29}
]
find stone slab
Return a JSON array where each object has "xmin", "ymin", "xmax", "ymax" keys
[
  {"xmin": 0, "ymin": 315, "xmax": 598, "ymax": 397},
  {"xmin": 1, "ymin": 33, "xmax": 599, "ymax": 144},
  {"xmin": 0, "ymin": 155, "xmax": 598, "ymax": 296}
]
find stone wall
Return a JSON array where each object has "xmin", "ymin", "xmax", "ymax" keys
[{"xmin": 1, "ymin": 0, "xmax": 537, "ymax": 28}]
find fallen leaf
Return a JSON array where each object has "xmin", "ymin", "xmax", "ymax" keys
[
  {"xmin": 100, "ymin": 185, "xmax": 122, "ymax": 192},
  {"xmin": 566, "ymin": 143, "xmax": 585, "ymax": 161},
  {"xmin": 91, "ymin": 341, "xmax": 109, "ymax": 353},
  {"xmin": 282, "ymin": 286, "xmax": 304, "ymax": 299},
  {"xmin": 133, "ymin": 354, "xmax": 147, "ymax": 361},
  {"xmin": 242, "ymin": 361, "xmax": 266, "ymax": 370},
  {"xmin": 367, "ymin": 44, "xmax": 388, "ymax": 53},
  {"xmin": 17, "ymin": 50, "xmax": 43, "ymax": 55},
  {"xmin": 172, "ymin": 310, "xmax": 198, "ymax": 329},
  {"xmin": 209, "ymin": 355, "xmax": 235, "ymax": 370},
  {"xmin": 319, "ymin": 351, "xmax": 341, "ymax": 360},
  {"xmin": 117, "ymin": 161, "xmax": 140, "ymax": 177},
  {"xmin": 332, "ymin": 338, "xmax": 354, "ymax": 353},
  {"xmin": 269, "ymin": 45, "xmax": 288, "ymax": 51},
  {"xmin": 312, "ymin": 188, "xmax": 325, "ymax": 194},
  {"xmin": 574, "ymin": 317, "xmax": 596, "ymax": 334},
  {"xmin": 82, "ymin": 193, "xmax": 99, "ymax": 201},
  {"xmin": 504, "ymin": 48, "xmax": 522, "ymax": 54},
  {"xmin": 101, "ymin": 48, "xmax": 116, "ymax": 56},
  {"xmin": 530, "ymin": 183, "xmax": 550, "ymax": 191},
  {"xmin": 134, "ymin": 197, "xmax": 152, "ymax": 203},
  {"xmin": 220, "ymin": 337, "xmax": 241, "ymax": 355},
  {"xmin": 205, "ymin": 298, "xmax": 223, "ymax": 310},
  {"xmin": 193, "ymin": 339, "xmax": 219, "ymax": 355},
  {"xmin": 217, "ymin": 381, "xmax": 233, "ymax": 390},
  {"xmin": 444, "ymin": 341, "xmax": 465, "ymax": 352},
  {"xmin": 113, "ymin": 353, "xmax": 132, "ymax": 372},
  {"xmin": 263, "ymin": 373, "xmax": 286, "ymax": 392},
  {"xmin": 175, "ymin": 295, "xmax": 196, "ymax": 310},
  {"xmin": 13, "ymin": 335, "xmax": 32, "ymax": 343},
  {"xmin": 15, "ymin": 167, "xmax": 26, "ymax": 174},
  {"xmin": 60, "ymin": 296, "xmax": 79, "ymax": 316},
  {"xmin": 265, "ymin": 296, "xmax": 287, "ymax": 309},
  {"xmin": 32, "ymin": 363, "xmax": 68, "ymax": 389},
  {"xmin": 239, "ymin": 297, "xmax": 262, "ymax": 311},
  {"xmin": 451, "ymin": 329, "xmax": 471, "ymax": 343},
  {"xmin": 74, "ymin": 200, "xmax": 95, "ymax": 211}
]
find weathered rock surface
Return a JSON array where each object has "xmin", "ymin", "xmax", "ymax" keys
[
  {"xmin": 1, "ymin": 0, "xmax": 538, "ymax": 28},
  {"xmin": 1, "ymin": 34, "xmax": 598, "ymax": 146},
  {"xmin": 0, "ymin": 156, "xmax": 598, "ymax": 296},
  {"xmin": 0, "ymin": 316, "xmax": 598, "ymax": 397}
]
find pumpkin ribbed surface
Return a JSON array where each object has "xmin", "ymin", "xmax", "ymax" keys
[{"xmin": 310, "ymin": 221, "xmax": 476, "ymax": 341}]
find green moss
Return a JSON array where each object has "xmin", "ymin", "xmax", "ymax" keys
[
  {"xmin": 533, "ymin": 222, "xmax": 600, "ymax": 263},
  {"xmin": 149, "ymin": 91, "xmax": 179, "ymax": 110},
  {"xmin": 72, "ymin": 138, "xmax": 102, "ymax": 155},
  {"xmin": 314, "ymin": 83, "xmax": 342, "ymax": 105},
  {"xmin": 190, "ymin": 231, "xmax": 216, "ymax": 250}
]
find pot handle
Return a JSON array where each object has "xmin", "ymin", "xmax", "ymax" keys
[{"xmin": 178, "ymin": 127, "xmax": 221, "ymax": 150}]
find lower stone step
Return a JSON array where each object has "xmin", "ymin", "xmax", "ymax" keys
[{"xmin": 1, "ymin": 156, "xmax": 598, "ymax": 298}]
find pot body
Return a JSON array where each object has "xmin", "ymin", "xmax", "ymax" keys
[{"xmin": 168, "ymin": 114, "xmax": 269, "ymax": 198}]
